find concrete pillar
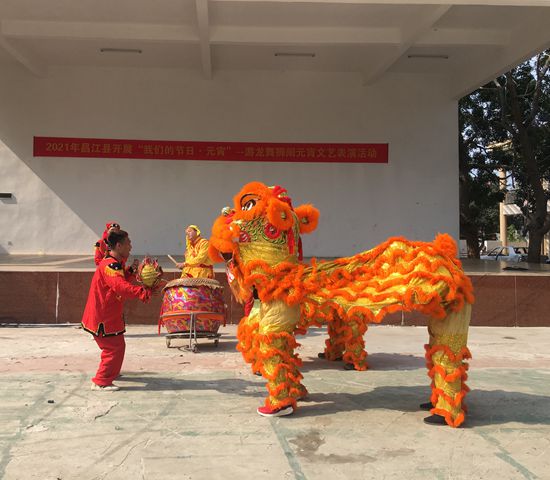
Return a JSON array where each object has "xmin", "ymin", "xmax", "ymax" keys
[{"xmin": 499, "ymin": 169, "xmax": 507, "ymax": 247}]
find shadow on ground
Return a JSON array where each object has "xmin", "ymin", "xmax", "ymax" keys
[
  {"xmin": 300, "ymin": 352, "xmax": 425, "ymax": 372},
  {"xmin": 115, "ymin": 374, "xmax": 550, "ymax": 427},
  {"xmin": 118, "ymin": 375, "xmax": 265, "ymax": 399},
  {"xmin": 298, "ymin": 387, "xmax": 550, "ymax": 427},
  {"xmin": 167, "ymin": 339, "xmax": 238, "ymax": 352}
]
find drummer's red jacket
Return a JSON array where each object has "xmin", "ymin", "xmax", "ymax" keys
[{"xmin": 82, "ymin": 255, "xmax": 150, "ymax": 336}]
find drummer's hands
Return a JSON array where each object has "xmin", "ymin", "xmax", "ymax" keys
[{"xmin": 176, "ymin": 262, "xmax": 184, "ymax": 269}]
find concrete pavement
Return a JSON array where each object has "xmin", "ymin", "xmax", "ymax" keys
[{"xmin": 1, "ymin": 324, "xmax": 550, "ymax": 480}]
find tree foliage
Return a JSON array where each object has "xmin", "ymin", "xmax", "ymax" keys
[
  {"xmin": 459, "ymin": 89, "xmax": 504, "ymax": 258},
  {"xmin": 460, "ymin": 49, "xmax": 550, "ymax": 262}
]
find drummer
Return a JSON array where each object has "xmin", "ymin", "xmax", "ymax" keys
[{"xmin": 176, "ymin": 225, "xmax": 215, "ymax": 279}]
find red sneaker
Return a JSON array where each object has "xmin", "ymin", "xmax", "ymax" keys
[{"xmin": 257, "ymin": 405, "xmax": 294, "ymax": 417}]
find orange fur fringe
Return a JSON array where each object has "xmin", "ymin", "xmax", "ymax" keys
[
  {"xmin": 236, "ymin": 316, "xmax": 259, "ymax": 368},
  {"xmin": 424, "ymin": 344, "xmax": 472, "ymax": 427},
  {"xmin": 253, "ymin": 331, "xmax": 305, "ymax": 410},
  {"xmin": 294, "ymin": 204, "xmax": 320, "ymax": 234},
  {"xmin": 209, "ymin": 181, "xmax": 475, "ymax": 423},
  {"xmin": 240, "ymin": 235, "xmax": 474, "ymax": 327}
]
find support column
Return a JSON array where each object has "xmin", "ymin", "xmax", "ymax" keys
[{"xmin": 499, "ymin": 169, "xmax": 507, "ymax": 247}]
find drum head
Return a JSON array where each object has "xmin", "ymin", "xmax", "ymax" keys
[{"xmin": 163, "ymin": 277, "xmax": 222, "ymax": 291}]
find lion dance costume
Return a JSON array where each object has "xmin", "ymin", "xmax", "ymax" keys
[{"xmin": 209, "ymin": 182, "xmax": 474, "ymax": 427}]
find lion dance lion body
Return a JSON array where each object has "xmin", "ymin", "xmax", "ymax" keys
[{"xmin": 209, "ymin": 182, "xmax": 474, "ymax": 427}]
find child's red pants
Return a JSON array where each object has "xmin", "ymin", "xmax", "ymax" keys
[{"xmin": 92, "ymin": 334, "xmax": 126, "ymax": 386}]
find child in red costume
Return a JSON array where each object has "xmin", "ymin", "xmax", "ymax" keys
[
  {"xmin": 94, "ymin": 222, "xmax": 121, "ymax": 266},
  {"xmin": 94, "ymin": 222, "xmax": 138, "ymax": 275},
  {"xmin": 82, "ymin": 229, "xmax": 151, "ymax": 391}
]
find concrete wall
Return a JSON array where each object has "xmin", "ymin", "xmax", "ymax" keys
[
  {"xmin": 0, "ymin": 66, "xmax": 458, "ymax": 256},
  {"xmin": 2, "ymin": 270, "xmax": 549, "ymax": 327}
]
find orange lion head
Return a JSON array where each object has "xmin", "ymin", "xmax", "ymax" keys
[{"xmin": 209, "ymin": 182, "xmax": 319, "ymax": 298}]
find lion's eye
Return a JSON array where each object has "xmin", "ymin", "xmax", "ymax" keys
[{"xmin": 242, "ymin": 199, "xmax": 256, "ymax": 211}]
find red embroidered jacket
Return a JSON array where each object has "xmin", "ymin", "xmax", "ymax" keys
[{"xmin": 82, "ymin": 255, "xmax": 150, "ymax": 336}]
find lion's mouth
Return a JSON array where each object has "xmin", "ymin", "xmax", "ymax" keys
[{"xmin": 221, "ymin": 251, "xmax": 233, "ymax": 262}]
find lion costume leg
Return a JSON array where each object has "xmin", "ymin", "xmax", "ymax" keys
[
  {"xmin": 425, "ymin": 303, "xmax": 472, "ymax": 427},
  {"xmin": 256, "ymin": 300, "xmax": 306, "ymax": 414},
  {"xmin": 341, "ymin": 315, "xmax": 368, "ymax": 371},
  {"xmin": 323, "ymin": 313, "xmax": 346, "ymax": 360},
  {"xmin": 321, "ymin": 311, "xmax": 368, "ymax": 370},
  {"xmin": 236, "ymin": 299, "xmax": 261, "ymax": 370}
]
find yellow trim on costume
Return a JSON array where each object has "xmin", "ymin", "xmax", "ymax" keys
[
  {"xmin": 104, "ymin": 264, "xmax": 124, "ymax": 277},
  {"xmin": 208, "ymin": 181, "xmax": 474, "ymax": 423}
]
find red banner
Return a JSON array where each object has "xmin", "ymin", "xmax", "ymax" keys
[{"xmin": 33, "ymin": 136, "xmax": 388, "ymax": 163}]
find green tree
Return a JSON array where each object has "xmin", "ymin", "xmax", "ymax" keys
[
  {"xmin": 489, "ymin": 50, "xmax": 550, "ymax": 262},
  {"xmin": 459, "ymin": 93, "xmax": 504, "ymax": 258},
  {"xmin": 460, "ymin": 50, "xmax": 550, "ymax": 262}
]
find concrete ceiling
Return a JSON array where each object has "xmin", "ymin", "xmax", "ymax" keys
[{"xmin": 0, "ymin": 0, "xmax": 549, "ymax": 98}]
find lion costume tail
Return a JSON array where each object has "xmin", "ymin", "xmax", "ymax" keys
[{"xmin": 297, "ymin": 233, "xmax": 473, "ymax": 427}]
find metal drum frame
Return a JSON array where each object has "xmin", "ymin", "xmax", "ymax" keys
[
  {"xmin": 162, "ymin": 311, "xmax": 224, "ymax": 352},
  {"xmin": 159, "ymin": 277, "xmax": 226, "ymax": 351}
]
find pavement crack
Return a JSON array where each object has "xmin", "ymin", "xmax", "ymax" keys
[
  {"xmin": 141, "ymin": 457, "xmax": 146, "ymax": 480},
  {"xmin": 476, "ymin": 430, "xmax": 538, "ymax": 480},
  {"xmin": 0, "ymin": 381, "xmax": 56, "ymax": 478},
  {"xmin": 112, "ymin": 439, "xmax": 148, "ymax": 469},
  {"xmin": 269, "ymin": 419, "xmax": 308, "ymax": 480}
]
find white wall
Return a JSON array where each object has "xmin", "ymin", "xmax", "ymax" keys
[{"xmin": 0, "ymin": 66, "xmax": 458, "ymax": 257}]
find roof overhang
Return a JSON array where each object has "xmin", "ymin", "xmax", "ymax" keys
[{"xmin": 0, "ymin": 0, "xmax": 549, "ymax": 98}]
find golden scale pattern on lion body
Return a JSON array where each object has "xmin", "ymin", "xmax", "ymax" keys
[{"xmin": 209, "ymin": 181, "xmax": 474, "ymax": 427}]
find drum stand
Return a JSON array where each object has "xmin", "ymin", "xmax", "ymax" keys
[{"xmin": 165, "ymin": 311, "xmax": 222, "ymax": 352}]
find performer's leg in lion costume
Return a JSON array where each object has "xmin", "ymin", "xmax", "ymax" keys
[
  {"xmin": 209, "ymin": 182, "xmax": 473, "ymax": 426},
  {"xmin": 236, "ymin": 298, "xmax": 260, "ymax": 368}
]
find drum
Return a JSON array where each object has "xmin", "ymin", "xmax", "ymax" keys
[{"xmin": 159, "ymin": 277, "xmax": 225, "ymax": 334}]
